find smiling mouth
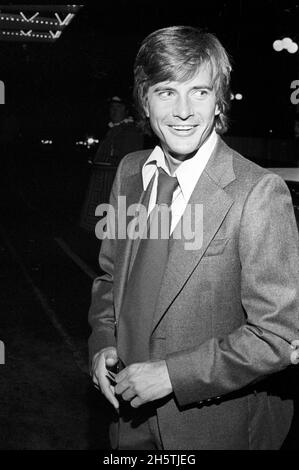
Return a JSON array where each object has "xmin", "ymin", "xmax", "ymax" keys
[{"xmin": 169, "ymin": 125, "xmax": 197, "ymax": 131}]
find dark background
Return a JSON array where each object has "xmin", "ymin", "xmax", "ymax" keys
[{"xmin": 0, "ymin": 0, "xmax": 299, "ymax": 143}]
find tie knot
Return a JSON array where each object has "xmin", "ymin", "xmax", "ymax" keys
[{"xmin": 156, "ymin": 167, "xmax": 178, "ymax": 206}]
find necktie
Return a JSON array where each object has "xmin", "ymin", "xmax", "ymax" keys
[{"xmin": 117, "ymin": 168, "xmax": 178, "ymax": 365}]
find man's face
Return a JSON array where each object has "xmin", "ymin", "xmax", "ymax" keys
[
  {"xmin": 109, "ymin": 101, "xmax": 127, "ymax": 124},
  {"xmin": 143, "ymin": 64, "xmax": 220, "ymax": 161}
]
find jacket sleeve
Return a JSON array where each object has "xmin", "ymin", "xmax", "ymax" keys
[
  {"xmin": 87, "ymin": 158, "xmax": 124, "ymax": 366},
  {"xmin": 166, "ymin": 173, "xmax": 299, "ymax": 406}
]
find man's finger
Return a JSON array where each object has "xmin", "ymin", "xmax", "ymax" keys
[
  {"xmin": 130, "ymin": 396, "xmax": 143, "ymax": 408},
  {"xmin": 93, "ymin": 372, "xmax": 119, "ymax": 409},
  {"xmin": 115, "ymin": 369, "xmax": 127, "ymax": 382},
  {"xmin": 92, "ymin": 375, "xmax": 100, "ymax": 387},
  {"xmin": 106, "ymin": 355, "xmax": 118, "ymax": 367},
  {"xmin": 121, "ymin": 388, "xmax": 137, "ymax": 402},
  {"xmin": 115, "ymin": 380, "xmax": 131, "ymax": 396},
  {"xmin": 115, "ymin": 363, "xmax": 138, "ymax": 382},
  {"xmin": 93, "ymin": 382, "xmax": 101, "ymax": 391},
  {"xmin": 102, "ymin": 381, "xmax": 119, "ymax": 409}
]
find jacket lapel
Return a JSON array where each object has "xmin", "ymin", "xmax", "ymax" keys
[
  {"xmin": 114, "ymin": 172, "xmax": 143, "ymax": 320},
  {"xmin": 114, "ymin": 153, "xmax": 155, "ymax": 320},
  {"xmin": 152, "ymin": 138, "xmax": 236, "ymax": 331}
]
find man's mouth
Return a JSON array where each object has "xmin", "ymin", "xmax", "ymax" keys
[{"xmin": 169, "ymin": 125, "xmax": 197, "ymax": 131}]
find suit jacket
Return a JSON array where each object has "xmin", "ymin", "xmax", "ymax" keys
[{"xmin": 88, "ymin": 137, "xmax": 299, "ymax": 450}]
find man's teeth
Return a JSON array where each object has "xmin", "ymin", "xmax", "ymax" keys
[{"xmin": 171, "ymin": 125, "xmax": 195, "ymax": 130}]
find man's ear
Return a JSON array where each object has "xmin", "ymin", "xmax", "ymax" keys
[
  {"xmin": 215, "ymin": 103, "xmax": 220, "ymax": 116},
  {"xmin": 143, "ymin": 97, "xmax": 150, "ymax": 118}
]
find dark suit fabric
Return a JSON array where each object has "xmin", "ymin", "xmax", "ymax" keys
[{"xmin": 88, "ymin": 137, "xmax": 299, "ymax": 449}]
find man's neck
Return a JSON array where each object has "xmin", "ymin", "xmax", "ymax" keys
[{"xmin": 164, "ymin": 153, "xmax": 182, "ymax": 176}]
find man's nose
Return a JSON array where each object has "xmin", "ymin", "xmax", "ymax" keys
[{"xmin": 172, "ymin": 96, "xmax": 194, "ymax": 119}]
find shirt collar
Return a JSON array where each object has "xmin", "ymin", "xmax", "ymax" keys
[{"xmin": 142, "ymin": 146, "xmax": 168, "ymax": 190}]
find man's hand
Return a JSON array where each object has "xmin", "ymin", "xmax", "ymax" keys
[
  {"xmin": 114, "ymin": 360, "xmax": 173, "ymax": 408},
  {"xmin": 91, "ymin": 347, "xmax": 119, "ymax": 410},
  {"xmin": 290, "ymin": 339, "xmax": 299, "ymax": 365}
]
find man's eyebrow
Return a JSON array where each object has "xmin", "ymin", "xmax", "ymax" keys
[
  {"xmin": 192, "ymin": 85, "xmax": 213, "ymax": 91},
  {"xmin": 152, "ymin": 85, "xmax": 174, "ymax": 92},
  {"xmin": 152, "ymin": 84, "xmax": 213, "ymax": 92}
]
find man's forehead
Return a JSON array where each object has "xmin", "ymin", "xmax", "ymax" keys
[{"xmin": 151, "ymin": 66, "xmax": 214, "ymax": 89}]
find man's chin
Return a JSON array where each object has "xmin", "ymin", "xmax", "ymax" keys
[
  {"xmin": 164, "ymin": 133, "xmax": 211, "ymax": 161},
  {"xmin": 168, "ymin": 148, "xmax": 199, "ymax": 162}
]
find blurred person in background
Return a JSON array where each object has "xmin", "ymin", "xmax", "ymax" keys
[{"xmin": 93, "ymin": 95, "xmax": 144, "ymax": 166}]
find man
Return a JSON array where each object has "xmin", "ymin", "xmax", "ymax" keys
[
  {"xmin": 89, "ymin": 26, "xmax": 299, "ymax": 450},
  {"xmin": 93, "ymin": 96, "xmax": 144, "ymax": 166}
]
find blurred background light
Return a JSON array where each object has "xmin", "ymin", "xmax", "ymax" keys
[
  {"xmin": 282, "ymin": 37, "xmax": 293, "ymax": 48},
  {"xmin": 273, "ymin": 37, "xmax": 298, "ymax": 54},
  {"xmin": 287, "ymin": 42, "xmax": 298, "ymax": 53},
  {"xmin": 273, "ymin": 39, "xmax": 283, "ymax": 51}
]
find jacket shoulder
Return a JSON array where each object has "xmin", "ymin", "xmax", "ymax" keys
[
  {"xmin": 119, "ymin": 149, "xmax": 153, "ymax": 176},
  {"xmin": 225, "ymin": 141, "xmax": 284, "ymax": 189},
  {"xmin": 214, "ymin": 138, "xmax": 290, "ymax": 202}
]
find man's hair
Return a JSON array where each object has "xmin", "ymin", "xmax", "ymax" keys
[{"xmin": 133, "ymin": 25, "xmax": 232, "ymax": 135}]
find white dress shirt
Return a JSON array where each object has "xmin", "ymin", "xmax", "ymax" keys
[{"xmin": 141, "ymin": 129, "xmax": 218, "ymax": 233}]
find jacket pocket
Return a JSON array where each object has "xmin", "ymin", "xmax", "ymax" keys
[{"xmin": 203, "ymin": 238, "xmax": 229, "ymax": 257}]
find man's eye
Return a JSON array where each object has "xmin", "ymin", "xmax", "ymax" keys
[
  {"xmin": 194, "ymin": 89, "xmax": 209, "ymax": 98},
  {"xmin": 158, "ymin": 90, "xmax": 173, "ymax": 98}
]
